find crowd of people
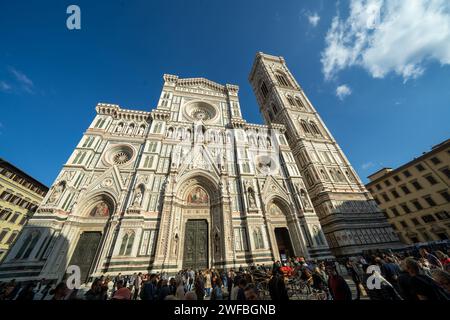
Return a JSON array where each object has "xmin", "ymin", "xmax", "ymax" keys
[{"xmin": 0, "ymin": 247, "xmax": 449, "ymax": 301}]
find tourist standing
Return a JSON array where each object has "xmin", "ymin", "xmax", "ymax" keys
[
  {"xmin": 50, "ymin": 282, "xmax": 69, "ymax": 300},
  {"xmin": 244, "ymin": 284, "xmax": 260, "ymax": 300},
  {"xmin": 158, "ymin": 279, "xmax": 171, "ymax": 300},
  {"xmin": 194, "ymin": 274, "xmax": 205, "ymax": 301},
  {"xmin": 326, "ymin": 267, "xmax": 352, "ymax": 301},
  {"xmin": 140, "ymin": 274, "xmax": 158, "ymax": 300},
  {"xmin": 268, "ymin": 269, "xmax": 289, "ymax": 301},
  {"xmin": 112, "ymin": 280, "xmax": 132, "ymax": 300},
  {"xmin": 175, "ymin": 279, "xmax": 186, "ymax": 300},
  {"xmin": 404, "ymin": 257, "xmax": 449, "ymax": 300},
  {"xmin": 133, "ymin": 272, "xmax": 142, "ymax": 300},
  {"xmin": 431, "ymin": 269, "xmax": 450, "ymax": 293},
  {"xmin": 419, "ymin": 248, "xmax": 443, "ymax": 269},
  {"xmin": 204, "ymin": 270, "xmax": 212, "ymax": 297},
  {"xmin": 236, "ymin": 278, "xmax": 247, "ymax": 301},
  {"xmin": 211, "ymin": 277, "xmax": 223, "ymax": 300},
  {"xmin": 84, "ymin": 279, "xmax": 104, "ymax": 300}
]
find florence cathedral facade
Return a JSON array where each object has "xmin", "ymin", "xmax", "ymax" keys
[{"xmin": 0, "ymin": 53, "xmax": 401, "ymax": 282}]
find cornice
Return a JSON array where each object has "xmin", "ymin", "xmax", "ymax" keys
[{"xmin": 96, "ymin": 103, "xmax": 152, "ymax": 122}]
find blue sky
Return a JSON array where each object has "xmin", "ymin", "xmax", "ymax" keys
[{"xmin": 1, "ymin": 0, "xmax": 449, "ymax": 187}]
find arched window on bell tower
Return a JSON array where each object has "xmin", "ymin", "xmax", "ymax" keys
[
  {"xmin": 310, "ymin": 121, "xmax": 322, "ymax": 137},
  {"xmin": 295, "ymin": 96, "xmax": 304, "ymax": 109},
  {"xmin": 271, "ymin": 103, "xmax": 279, "ymax": 114},
  {"xmin": 300, "ymin": 120, "xmax": 311, "ymax": 135},
  {"xmin": 275, "ymin": 71, "xmax": 291, "ymax": 87},
  {"xmin": 286, "ymin": 95, "xmax": 295, "ymax": 107},
  {"xmin": 260, "ymin": 81, "xmax": 269, "ymax": 99}
]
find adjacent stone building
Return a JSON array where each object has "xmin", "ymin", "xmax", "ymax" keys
[
  {"xmin": 0, "ymin": 53, "xmax": 400, "ymax": 282},
  {"xmin": 0, "ymin": 158, "xmax": 48, "ymax": 262},
  {"xmin": 366, "ymin": 139, "xmax": 450, "ymax": 244}
]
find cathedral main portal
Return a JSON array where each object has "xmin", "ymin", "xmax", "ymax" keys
[
  {"xmin": 182, "ymin": 219, "xmax": 208, "ymax": 270},
  {"xmin": 274, "ymin": 227, "xmax": 294, "ymax": 262},
  {"xmin": 68, "ymin": 231, "xmax": 102, "ymax": 282}
]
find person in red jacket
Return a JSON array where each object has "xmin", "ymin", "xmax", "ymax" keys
[{"xmin": 326, "ymin": 266, "xmax": 352, "ymax": 300}]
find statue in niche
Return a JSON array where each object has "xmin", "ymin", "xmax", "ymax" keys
[
  {"xmin": 115, "ymin": 123, "xmax": 123, "ymax": 133},
  {"xmin": 48, "ymin": 183, "xmax": 64, "ymax": 204},
  {"xmin": 186, "ymin": 130, "xmax": 191, "ymax": 141},
  {"xmin": 133, "ymin": 188, "xmax": 143, "ymax": 206},
  {"xmin": 167, "ymin": 128, "xmax": 174, "ymax": 138},
  {"xmin": 89, "ymin": 201, "xmax": 110, "ymax": 217},
  {"xmin": 138, "ymin": 126, "xmax": 145, "ymax": 135},
  {"xmin": 300, "ymin": 190, "xmax": 311, "ymax": 208},
  {"xmin": 221, "ymin": 152, "xmax": 227, "ymax": 170},
  {"xmin": 127, "ymin": 125, "xmax": 134, "ymax": 135},
  {"xmin": 248, "ymin": 188, "xmax": 257, "ymax": 208},
  {"xmin": 313, "ymin": 225, "xmax": 320, "ymax": 236},
  {"xmin": 173, "ymin": 233, "xmax": 179, "ymax": 255}
]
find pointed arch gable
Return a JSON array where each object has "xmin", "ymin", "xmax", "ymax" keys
[
  {"xmin": 84, "ymin": 166, "xmax": 125, "ymax": 198},
  {"xmin": 174, "ymin": 170, "xmax": 221, "ymax": 204},
  {"xmin": 265, "ymin": 196, "xmax": 295, "ymax": 230},
  {"xmin": 74, "ymin": 191, "xmax": 117, "ymax": 218},
  {"xmin": 261, "ymin": 176, "xmax": 289, "ymax": 201}
]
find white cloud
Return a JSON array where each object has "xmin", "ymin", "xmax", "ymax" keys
[
  {"xmin": 307, "ymin": 13, "xmax": 321, "ymax": 27},
  {"xmin": 321, "ymin": 0, "xmax": 450, "ymax": 81},
  {"xmin": 361, "ymin": 161, "xmax": 375, "ymax": 170},
  {"xmin": 0, "ymin": 81, "xmax": 11, "ymax": 91},
  {"xmin": 336, "ymin": 84, "xmax": 352, "ymax": 100},
  {"xmin": 9, "ymin": 67, "xmax": 34, "ymax": 92}
]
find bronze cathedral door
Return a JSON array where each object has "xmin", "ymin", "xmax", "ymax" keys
[
  {"xmin": 68, "ymin": 231, "xmax": 103, "ymax": 282},
  {"xmin": 183, "ymin": 220, "xmax": 208, "ymax": 270}
]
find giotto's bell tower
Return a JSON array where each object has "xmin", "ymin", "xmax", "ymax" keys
[{"xmin": 249, "ymin": 52, "xmax": 401, "ymax": 256}]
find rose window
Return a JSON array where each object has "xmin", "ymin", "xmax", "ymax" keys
[
  {"xmin": 104, "ymin": 144, "xmax": 135, "ymax": 166},
  {"xmin": 113, "ymin": 151, "xmax": 131, "ymax": 165},
  {"xmin": 184, "ymin": 101, "xmax": 218, "ymax": 123}
]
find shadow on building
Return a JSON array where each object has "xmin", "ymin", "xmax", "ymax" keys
[{"xmin": 0, "ymin": 225, "xmax": 70, "ymax": 284}]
